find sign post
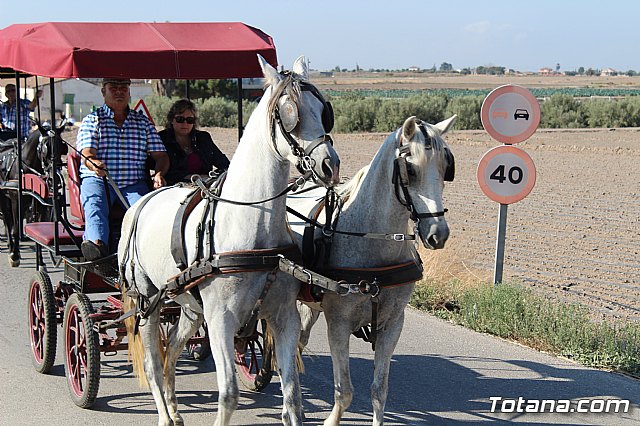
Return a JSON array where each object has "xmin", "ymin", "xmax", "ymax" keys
[{"xmin": 479, "ymin": 85, "xmax": 539, "ymax": 284}]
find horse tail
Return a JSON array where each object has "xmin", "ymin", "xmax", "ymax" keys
[
  {"xmin": 265, "ymin": 322, "xmax": 305, "ymax": 374},
  {"xmin": 121, "ymin": 288, "xmax": 149, "ymax": 389}
]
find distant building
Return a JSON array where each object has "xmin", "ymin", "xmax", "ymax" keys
[
  {"xmin": 600, "ymin": 67, "xmax": 617, "ymax": 76},
  {"xmin": 38, "ymin": 78, "xmax": 153, "ymax": 123},
  {"xmin": 408, "ymin": 66, "xmax": 421, "ymax": 72},
  {"xmin": 538, "ymin": 67, "xmax": 553, "ymax": 75}
]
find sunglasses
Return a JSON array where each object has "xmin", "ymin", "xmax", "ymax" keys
[{"xmin": 174, "ymin": 116, "xmax": 196, "ymax": 124}]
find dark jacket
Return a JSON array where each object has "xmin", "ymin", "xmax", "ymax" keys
[{"xmin": 159, "ymin": 128, "xmax": 230, "ymax": 185}]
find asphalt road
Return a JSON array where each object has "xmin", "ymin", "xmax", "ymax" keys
[{"xmin": 1, "ymin": 244, "xmax": 639, "ymax": 425}]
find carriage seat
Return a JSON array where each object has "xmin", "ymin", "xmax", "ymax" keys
[{"xmin": 23, "ymin": 149, "xmax": 122, "ymax": 249}]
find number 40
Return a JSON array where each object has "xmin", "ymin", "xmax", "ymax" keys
[{"xmin": 490, "ymin": 165, "xmax": 523, "ymax": 184}]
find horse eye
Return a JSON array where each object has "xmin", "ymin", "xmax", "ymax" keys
[{"xmin": 407, "ymin": 164, "xmax": 417, "ymax": 177}]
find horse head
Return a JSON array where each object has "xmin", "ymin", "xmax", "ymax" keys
[
  {"xmin": 33, "ymin": 120, "xmax": 69, "ymax": 173},
  {"xmin": 258, "ymin": 54, "xmax": 340, "ymax": 187},
  {"xmin": 394, "ymin": 115, "xmax": 457, "ymax": 249}
]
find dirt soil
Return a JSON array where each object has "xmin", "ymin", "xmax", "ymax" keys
[{"xmin": 204, "ymin": 126, "xmax": 640, "ymax": 322}]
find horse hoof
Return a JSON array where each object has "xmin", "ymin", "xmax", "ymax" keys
[{"xmin": 8, "ymin": 257, "xmax": 19, "ymax": 267}]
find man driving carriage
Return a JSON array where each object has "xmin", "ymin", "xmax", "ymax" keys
[
  {"xmin": 77, "ymin": 77, "xmax": 169, "ymax": 260},
  {"xmin": 0, "ymin": 83, "xmax": 42, "ymax": 138}
]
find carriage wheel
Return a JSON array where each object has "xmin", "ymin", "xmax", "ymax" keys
[
  {"xmin": 234, "ymin": 319, "xmax": 273, "ymax": 391},
  {"xmin": 63, "ymin": 293, "xmax": 101, "ymax": 408},
  {"xmin": 27, "ymin": 271, "xmax": 57, "ymax": 373}
]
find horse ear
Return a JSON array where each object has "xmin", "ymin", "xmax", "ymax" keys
[
  {"xmin": 258, "ymin": 54, "xmax": 281, "ymax": 87},
  {"xmin": 292, "ymin": 55, "xmax": 309, "ymax": 81},
  {"xmin": 402, "ymin": 116, "xmax": 418, "ymax": 141},
  {"xmin": 433, "ymin": 115, "xmax": 458, "ymax": 136}
]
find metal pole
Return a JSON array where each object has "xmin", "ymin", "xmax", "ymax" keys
[
  {"xmin": 493, "ymin": 203, "xmax": 509, "ymax": 285},
  {"xmin": 15, "ymin": 72, "xmax": 23, "ymax": 239},
  {"xmin": 185, "ymin": 80, "xmax": 190, "ymax": 99},
  {"xmin": 49, "ymin": 77, "xmax": 60, "ymax": 254},
  {"xmin": 237, "ymin": 78, "xmax": 243, "ymax": 141}
]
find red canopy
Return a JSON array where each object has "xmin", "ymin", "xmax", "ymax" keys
[{"xmin": 0, "ymin": 22, "xmax": 278, "ymax": 79}]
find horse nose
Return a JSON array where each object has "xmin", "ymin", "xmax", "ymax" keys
[
  {"xmin": 322, "ymin": 157, "xmax": 340, "ymax": 185},
  {"xmin": 424, "ymin": 223, "xmax": 449, "ymax": 250},
  {"xmin": 426, "ymin": 234, "xmax": 445, "ymax": 249}
]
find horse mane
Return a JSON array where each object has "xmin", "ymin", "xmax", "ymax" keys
[
  {"xmin": 406, "ymin": 123, "xmax": 449, "ymax": 179},
  {"xmin": 337, "ymin": 164, "xmax": 370, "ymax": 205},
  {"xmin": 338, "ymin": 122, "xmax": 449, "ymax": 205}
]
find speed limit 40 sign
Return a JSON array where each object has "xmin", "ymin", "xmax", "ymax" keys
[{"xmin": 477, "ymin": 145, "xmax": 536, "ymax": 204}]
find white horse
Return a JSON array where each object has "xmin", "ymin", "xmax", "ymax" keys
[
  {"xmin": 288, "ymin": 115, "xmax": 456, "ymax": 425},
  {"xmin": 118, "ymin": 55, "xmax": 340, "ymax": 426}
]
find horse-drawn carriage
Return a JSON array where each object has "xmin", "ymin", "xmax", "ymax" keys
[
  {"xmin": 2, "ymin": 21, "xmax": 457, "ymax": 426},
  {"xmin": 0, "ymin": 21, "xmax": 288, "ymax": 409}
]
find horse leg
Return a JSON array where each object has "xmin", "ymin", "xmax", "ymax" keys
[
  {"xmin": 138, "ymin": 308, "xmax": 173, "ymax": 426},
  {"xmin": 371, "ymin": 312, "xmax": 405, "ymax": 426},
  {"xmin": 164, "ymin": 308, "xmax": 204, "ymax": 425},
  {"xmin": 202, "ymin": 302, "xmax": 240, "ymax": 426},
  {"xmin": 323, "ymin": 313, "xmax": 354, "ymax": 426},
  {"xmin": 269, "ymin": 304, "xmax": 303, "ymax": 425},
  {"xmin": 298, "ymin": 301, "xmax": 321, "ymax": 349}
]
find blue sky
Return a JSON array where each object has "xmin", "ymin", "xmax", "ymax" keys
[{"xmin": 1, "ymin": 0, "xmax": 637, "ymax": 72}]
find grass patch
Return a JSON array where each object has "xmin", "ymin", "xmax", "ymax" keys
[{"xmin": 410, "ymin": 278, "xmax": 640, "ymax": 377}]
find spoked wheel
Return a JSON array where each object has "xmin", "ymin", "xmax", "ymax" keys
[
  {"xmin": 234, "ymin": 319, "xmax": 273, "ymax": 391},
  {"xmin": 187, "ymin": 324, "xmax": 211, "ymax": 361},
  {"xmin": 63, "ymin": 293, "xmax": 100, "ymax": 408},
  {"xmin": 27, "ymin": 271, "xmax": 57, "ymax": 373}
]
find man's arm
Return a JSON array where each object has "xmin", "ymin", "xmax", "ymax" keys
[
  {"xmin": 28, "ymin": 90, "xmax": 43, "ymax": 110},
  {"xmin": 81, "ymin": 148, "xmax": 107, "ymax": 177},
  {"xmin": 150, "ymin": 151, "xmax": 170, "ymax": 189}
]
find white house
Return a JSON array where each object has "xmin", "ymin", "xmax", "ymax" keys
[{"xmin": 38, "ymin": 78, "xmax": 153, "ymax": 123}]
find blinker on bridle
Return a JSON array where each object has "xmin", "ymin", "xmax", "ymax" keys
[
  {"xmin": 271, "ymin": 74, "xmax": 334, "ymax": 180},
  {"xmin": 392, "ymin": 120, "xmax": 452, "ymax": 223}
]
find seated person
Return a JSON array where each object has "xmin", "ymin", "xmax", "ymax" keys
[
  {"xmin": 77, "ymin": 78, "xmax": 169, "ymax": 260},
  {"xmin": 1, "ymin": 83, "xmax": 42, "ymax": 138},
  {"xmin": 159, "ymin": 99, "xmax": 230, "ymax": 185}
]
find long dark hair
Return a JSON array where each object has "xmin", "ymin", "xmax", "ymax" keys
[{"xmin": 165, "ymin": 98, "xmax": 198, "ymax": 130}]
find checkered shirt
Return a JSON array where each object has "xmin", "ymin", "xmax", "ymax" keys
[
  {"xmin": 77, "ymin": 104, "xmax": 165, "ymax": 187},
  {"xmin": 0, "ymin": 99, "xmax": 33, "ymax": 138}
]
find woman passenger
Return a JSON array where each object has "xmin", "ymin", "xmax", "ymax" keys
[{"xmin": 159, "ymin": 99, "xmax": 230, "ymax": 185}]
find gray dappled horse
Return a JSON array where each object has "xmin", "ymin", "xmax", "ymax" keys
[
  {"xmin": 288, "ymin": 115, "xmax": 456, "ymax": 425},
  {"xmin": 119, "ymin": 55, "xmax": 340, "ymax": 426}
]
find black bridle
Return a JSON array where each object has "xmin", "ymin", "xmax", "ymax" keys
[
  {"xmin": 392, "ymin": 121, "xmax": 452, "ymax": 223},
  {"xmin": 271, "ymin": 75, "xmax": 334, "ymax": 182}
]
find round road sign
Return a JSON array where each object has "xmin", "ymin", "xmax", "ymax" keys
[
  {"xmin": 477, "ymin": 145, "xmax": 536, "ymax": 204},
  {"xmin": 481, "ymin": 84, "xmax": 540, "ymax": 144}
]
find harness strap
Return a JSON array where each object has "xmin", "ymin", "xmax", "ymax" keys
[
  {"xmin": 171, "ymin": 188, "xmax": 204, "ymax": 270},
  {"xmin": 287, "ymin": 206, "xmax": 417, "ymax": 242},
  {"xmin": 318, "ymin": 260, "xmax": 423, "ymax": 289},
  {"xmin": 118, "ymin": 185, "xmax": 173, "ymax": 286},
  {"xmin": 166, "ymin": 245, "xmax": 301, "ymax": 293}
]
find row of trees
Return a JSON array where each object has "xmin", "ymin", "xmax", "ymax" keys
[
  {"xmin": 331, "ymin": 94, "xmax": 640, "ymax": 132},
  {"xmin": 144, "ymin": 93, "xmax": 640, "ymax": 132}
]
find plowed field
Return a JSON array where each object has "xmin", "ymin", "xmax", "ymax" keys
[{"xmin": 211, "ymin": 126, "xmax": 640, "ymax": 321}]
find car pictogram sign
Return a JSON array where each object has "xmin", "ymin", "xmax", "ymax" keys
[
  {"xmin": 477, "ymin": 145, "xmax": 536, "ymax": 204},
  {"xmin": 481, "ymin": 85, "xmax": 540, "ymax": 144}
]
